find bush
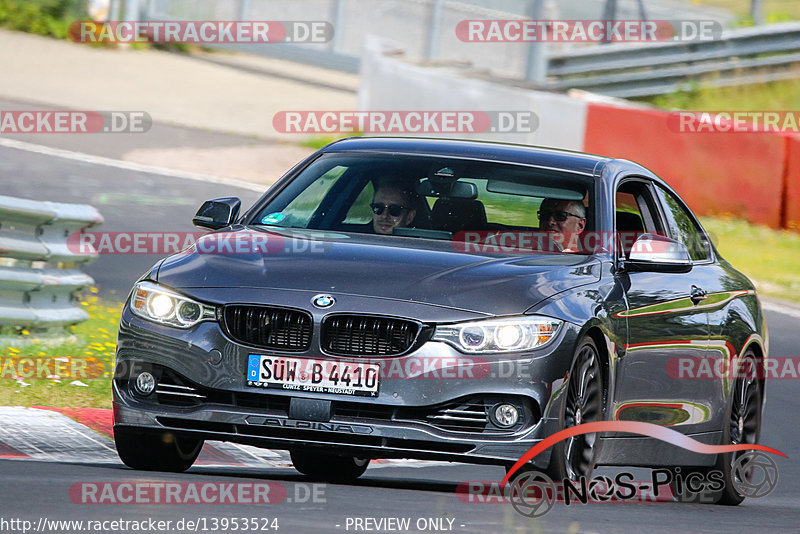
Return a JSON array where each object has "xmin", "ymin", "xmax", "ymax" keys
[{"xmin": 0, "ymin": 0, "xmax": 85, "ymax": 39}]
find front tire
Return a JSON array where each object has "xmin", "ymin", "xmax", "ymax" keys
[
  {"xmin": 546, "ymin": 336, "xmax": 604, "ymax": 481},
  {"xmin": 114, "ymin": 427, "xmax": 203, "ymax": 472},
  {"xmin": 290, "ymin": 450, "xmax": 369, "ymax": 482}
]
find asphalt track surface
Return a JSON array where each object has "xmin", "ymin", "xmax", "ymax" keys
[{"xmin": 1, "ymin": 142, "xmax": 799, "ymax": 533}]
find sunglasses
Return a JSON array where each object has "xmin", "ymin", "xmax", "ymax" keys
[
  {"xmin": 371, "ymin": 203, "xmax": 408, "ymax": 217},
  {"xmin": 537, "ymin": 210, "xmax": 583, "ymax": 222}
]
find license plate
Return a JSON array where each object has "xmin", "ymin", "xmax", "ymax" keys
[{"xmin": 246, "ymin": 355, "xmax": 380, "ymax": 397}]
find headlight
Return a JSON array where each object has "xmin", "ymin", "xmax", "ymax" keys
[
  {"xmin": 432, "ymin": 316, "xmax": 561, "ymax": 353},
  {"xmin": 130, "ymin": 281, "xmax": 216, "ymax": 328}
]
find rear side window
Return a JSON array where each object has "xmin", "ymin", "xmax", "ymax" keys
[{"xmin": 655, "ymin": 185, "xmax": 711, "ymax": 262}]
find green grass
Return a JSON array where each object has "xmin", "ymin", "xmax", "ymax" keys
[
  {"xmin": 690, "ymin": 0, "xmax": 800, "ymax": 23},
  {"xmin": 643, "ymin": 74, "xmax": 800, "ymax": 112},
  {"xmin": 702, "ymin": 216, "xmax": 800, "ymax": 302},
  {"xmin": 0, "ymin": 293, "xmax": 121, "ymax": 408}
]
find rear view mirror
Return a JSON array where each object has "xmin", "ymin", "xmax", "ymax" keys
[
  {"xmin": 416, "ymin": 179, "xmax": 478, "ymax": 199},
  {"xmin": 624, "ymin": 233, "xmax": 692, "ymax": 273},
  {"xmin": 192, "ymin": 197, "xmax": 241, "ymax": 230}
]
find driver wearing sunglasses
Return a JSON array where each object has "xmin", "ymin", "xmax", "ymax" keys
[
  {"xmin": 538, "ymin": 198, "xmax": 586, "ymax": 252},
  {"xmin": 371, "ymin": 182, "xmax": 418, "ymax": 235}
]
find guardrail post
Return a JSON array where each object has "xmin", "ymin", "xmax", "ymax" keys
[
  {"xmin": 601, "ymin": 0, "xmax": 617, "ymax": 44},
  {"xmin": 524, "ymin": 0, "xmax": 547, "ymax": 84},
  {"xmin": 238, "ymin": 0, "xmax": 251, "ymax": 21},
  {"xmin": 750, "ymin": 0, "xmax": 764, "ymax": 25},
  {"xmin": 124, "ymin": 0, "xmax": 140, "ymax": 21},
  {"xmin": 636, "ymin": 0, "xmax": 647, "ymax": 20},
  {"xmin": 109, "ymin": 0, "xmax": 121, "ymax": 21},
  {"xmin": 329, "ymin": 0, "xmax": 345, "ymax": 53},
  {"xmin": 425, "ymin": 0, "xmax": 445, "ymax": 61}
]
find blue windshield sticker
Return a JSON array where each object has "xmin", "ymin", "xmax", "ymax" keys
[{"xmin": 261, "ymin": 212, "xmax": 285, "ymax": 225}]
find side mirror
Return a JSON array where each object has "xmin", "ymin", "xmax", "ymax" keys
[
  {"xmin": 192, "ymin": 197, "xmax": 241, "ymax": 230},
  {"xmin": 624, "ymin": 233, "xmax": 692, "ymax": 273}
]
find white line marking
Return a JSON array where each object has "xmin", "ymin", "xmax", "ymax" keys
[
  {"xmin": 0, "ymin": 137, "xmax": 267, "ymax": 193},
  {"xmin": 59, "ymin": 418, "xmax": 117, "ymax": 451},
  {"xmin": 762, "ymin": 301, "xmax": 800, "ymax": 319},
  {"xmin": 225, "ymin": 442, "xmax": 281, "ymax": 462}
]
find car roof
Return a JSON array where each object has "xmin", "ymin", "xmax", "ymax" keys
[{"xmin": 322, "ymin": 137, "xmax": 612, "ymax": 177}]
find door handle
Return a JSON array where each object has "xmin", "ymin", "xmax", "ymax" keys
[{"xmin": 690, "ymin": 285, "xmax": 707, "ymax": 305}]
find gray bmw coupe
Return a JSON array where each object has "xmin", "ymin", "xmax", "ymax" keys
[{"xmin": 113, "ymin": 137, "xmax": 766, "ymax": 505}]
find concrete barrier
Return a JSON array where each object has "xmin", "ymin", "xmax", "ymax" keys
[
  {"xmin": 583, "ymin": 104, "xmax": 787, "ymax": 228},
  {"xmin": 358, "ymin": 37, "xmax": 588, "ymax": 150},
  {"xmin": 783, "ymin": 135, "xmax": 800, "ymax": 230}
]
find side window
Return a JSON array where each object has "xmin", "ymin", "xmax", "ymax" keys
[{"xmin": 655, "ymin": 186, "xmax": 711, "ymax": 262}]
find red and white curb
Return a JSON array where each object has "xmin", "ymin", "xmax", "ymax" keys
[{"xmin": 0, "ymin": 407, "xmax": 440, "ymax": 469}]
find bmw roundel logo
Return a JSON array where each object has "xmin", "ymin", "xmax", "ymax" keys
[{"xmin": 312, "ymin": 294, "xmax": 335, "ymax": 309}]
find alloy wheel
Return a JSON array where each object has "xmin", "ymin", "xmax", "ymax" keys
[{"xmin": 562, "ymin": 342, "xmax": 602, "ymax": 480}]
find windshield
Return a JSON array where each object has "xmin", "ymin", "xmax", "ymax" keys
[{"xmin": 251, "ymin": 153, "xmax": 596, "ymax": 254}]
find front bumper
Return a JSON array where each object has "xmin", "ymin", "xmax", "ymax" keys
[{"xmin": 113, "ymin": 306, "xmax": 581, "ymax": 467}]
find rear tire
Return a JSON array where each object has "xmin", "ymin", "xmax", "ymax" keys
[
  {"xmin": 290, "ymin": 450, "xmax": 369, "ymax": 482},
  {"xmin": 114, "ymin": 427, "xmax": 203, "ymax": 472},
  {"xmin": 669, "ymin": 351, "xmax": 763, "ymax": 505},
  {"xmin": 715, "ymin": 351, "xmax": 762, "ymax": 505}
]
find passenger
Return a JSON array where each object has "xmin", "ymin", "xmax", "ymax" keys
[
  {"xmin": 371, "ymin": 181, "xmax": 418, "ymax": 235},
  {"xmin": 538, "ymin": 198, "xmax": 587, "ymax": 252}
]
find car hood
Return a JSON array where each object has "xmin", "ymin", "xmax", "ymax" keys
[{"xmin": 155, "ymin": 228, "xmax": 601, "ymax": 316}]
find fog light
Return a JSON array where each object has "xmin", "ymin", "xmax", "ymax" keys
[
  {"xmin": 135, "ymin": 372, "xmax": 156, "ymax": 396},
  {"xmin": 493, "ymin": 404, "xmax": 519, "ymax": 428}
]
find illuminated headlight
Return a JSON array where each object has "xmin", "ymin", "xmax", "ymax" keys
[
  {"xmin": 130, "ymin": 281, "xmax": 216, "ymax": 328},
  {"xmin": 432, "ymin": 316, "xmax": 561, "ymax": 353}
]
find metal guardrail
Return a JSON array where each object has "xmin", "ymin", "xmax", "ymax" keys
[
  {"xmin": 0, "ymin": 196, "xmax": 103, "ymax": 336},
  {"xmin": 129, "ymin": 0, "xmax": 797, "ymax": 96},
  {"xmin": 547, "ymin": 22, "xmax": 800, "ymax": 97},
  {"xmin": 140, "ymin": 0, "xmax": 538, "ymax": 77}
]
